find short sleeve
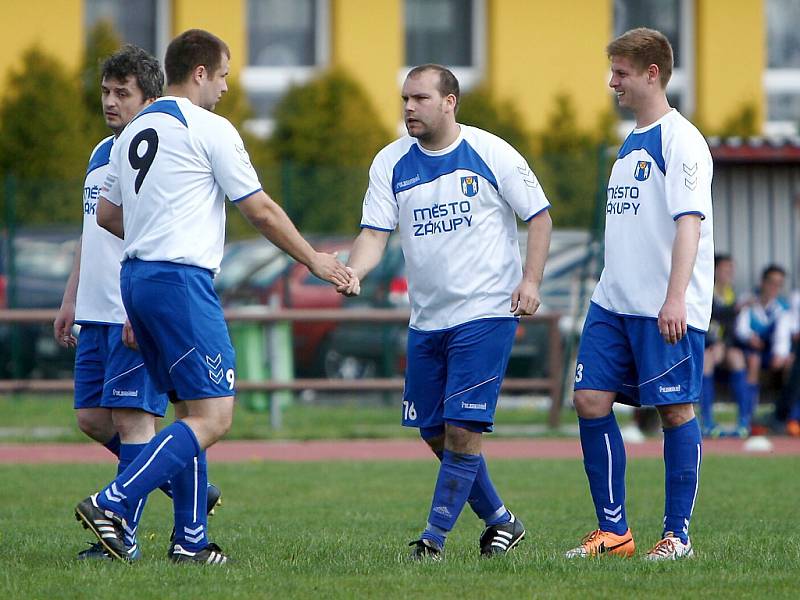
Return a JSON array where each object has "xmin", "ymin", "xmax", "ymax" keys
[
  {"xmin": 664, "ymin": 130, "xmax": 713, "ymax": 221},
  {"xmin": 209, "ymin": 119, "xmax": 263, "ymax": 203},
  {"xmin": 101, "ymin": 142, "xmax": 123, "ymax": 206},
  {"xmin": 494, "ymin": 141, "xmax": 550, "ymax": 221},
  {"xmin": 360, "ymin": 152, "xmax": 398, "ymax": 232}
]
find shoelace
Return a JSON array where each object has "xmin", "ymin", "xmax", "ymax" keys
[
  {"xmin": 648, "ymin": 538, "xmax": 676, "ymax": 557},
  {"xmin": 581, "ymin": 529, "xmax": 602, "ymax": 546}
]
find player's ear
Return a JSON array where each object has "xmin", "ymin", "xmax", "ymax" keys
[{"xmin": 193, "ymin": 64, "xmax": 207, "ymax": 84}]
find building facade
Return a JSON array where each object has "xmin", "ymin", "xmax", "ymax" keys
[{"xmin": 1, "ymin": 0, "xmax": 797, "ymax": 137}]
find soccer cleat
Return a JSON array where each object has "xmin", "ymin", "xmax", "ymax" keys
[
  {"xmin": 74, "ymin": 494, "xmax": 130, "ymax": 562},
  {"xmin": 644, "ymin": 533, "xmax": 694, "ymax": 560},
  {"xmin": 169, "ymin": 483, "xmax": 223, "ymax": 543},
  {"xmin": 479, "ymin": 512, "xmax": 526, "ymax": 557},
  {"xmin": 565, "ymin": 528, "xmax": 635, "ymax": 558},
  {"xmin": 701, "ymin": 425, "xmax": 722, "ymax": 439},
  {"xmin": 786, "ymin": 419, "xmax": 800, "ymax": 437},
  {"xmin": 169, "ymin": 542, "xmax": 230, "ymax": 565},
  {"xmin": 408, "ymin": 538, "xmax": 443, "ymax": 561},
  {"xmin": 76, "ymin": 541, "xmax": 142, "ymax": 561}
]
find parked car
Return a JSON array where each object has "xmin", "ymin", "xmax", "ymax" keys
[{"xmin": 0, "ymin": 227, "xmax": 79, "ymax": 378}]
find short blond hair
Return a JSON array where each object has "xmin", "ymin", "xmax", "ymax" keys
[{"xmin": 606, "ymin": 27, "xmax": 673, "ymax": 89}]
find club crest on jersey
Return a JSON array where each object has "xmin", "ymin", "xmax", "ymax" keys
[
  {"xmin": 634, "ymin": 160, "xmax": 652, "ymax": 181},
  {"xmin": 460, "ymin": 176, "xmax": 478, "ymax": 197}
]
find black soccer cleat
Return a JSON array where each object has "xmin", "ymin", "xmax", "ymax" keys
[
  {"xmin": 409, "ymin": 538, "xmax": 443, "ymax": 561},
  {"xmin": 169, "ymin": 542, "xmax": 230, "ymax": 565},
  {"xmin": 74, "ymin": 494, "xmax": 130, "ymax": 562},
  {"xmin": 76, "ymin": 541, "xmax": 142, "ymax": 561},
  {"xmin": 170, "ymin": 483, "xmax": 223, "ymax": 542},
  {"xmin": 479, "ymin": 512, "xmax": 526, "ymax": 557}
]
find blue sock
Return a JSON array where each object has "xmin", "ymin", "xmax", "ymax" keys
[
  {"xmin": 422, "ymin": 450, "xmax": 482, "ymax": 548},
  {"xmin": 578, "ymin": 412, "xmax": 628, "ymax": 535},
  {"xmin": 104, "ymin": 433, "xmax": 121, "ymax": 457},
  {"xmin": 743, "ymin": 382, "xmax": 759, "ymax": 429},
  {"xmin": 118, "ymin": 443, "xmax": 148, "ymax": 550},
  {"xmin": 172, "ymin": 450, "xmax": 209, "ymax": 551},
  {"xmin": 730, "ymin": 370, "xmax": 749, "ymax": 428},
  {"xmin": 663, "ymin": 418, "xmax": 702, "ymax": 544},
  {"xmin": 433, "ymin": 450, "xmax": 510, "ymax": 526},
  {"xmin": 700, "ymin": 375, "xmax": 716, "ymax": 429},
  {"xmin": 96, "ymin": 421, "xmax": 200, "ymax": 517}
]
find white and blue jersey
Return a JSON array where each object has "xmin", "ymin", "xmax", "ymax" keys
[
  {"xmin": 361, "ymin": 125, "xmax": 550, "ymax": 331},
  {"xmin": 102, "ymin": 96, "xmax": 262, "ymax": 273},
  {"xmin": 592, "ymin": 109, "xmax": 714, "ymax": 332},
  {"xmin": 75, "ymin": 136, "xmax": 128, "ymax": 325}
]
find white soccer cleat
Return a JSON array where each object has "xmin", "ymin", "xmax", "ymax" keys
[{"xmin": 644, "ymin": 533, "xmax": 694, "ymax": 560}]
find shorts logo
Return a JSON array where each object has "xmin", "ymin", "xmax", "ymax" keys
[
  {"xmin": 112, "ymin": 389, "xmax": 138, "ymax": 397},
  {"xmin": 634, "ymin": 160, "xmax": 651, "ymax": 181},
  {"xmin": 461, "ymin": 401, "xmax": 487, "ymax": 410},
  {"xmin": 206, "ymin": 353, "xmax": 223, "ymax": 384},
  {"xmin": 659, "ymin": 384, "xmax": 681, "ymax": 393},
  {"xmin": 460, "ymin": 176, "xmax": 478, "ymax": 197}
]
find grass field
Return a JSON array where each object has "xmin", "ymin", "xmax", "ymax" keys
[
  {"xmin": 0, "ymin": 393, "xmax": 570, "ymax": 443},
  {"xmin": 1, "ymin": 455, "xmax": 798, "ymax": 599}
]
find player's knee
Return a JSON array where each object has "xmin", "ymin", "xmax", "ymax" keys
[
  {"xmin": 573, "ymin": 390, "xmax": 614, "ymax": 418},
  {"xmin": 444, "ymin": 421, "xmax": 483, "ymax": 454},
  {"xmin": 112, "ymin": 409, "xmax": 156, "ymax": 441},
  {"xmin": 75, "ymin": 411, "xmax": 114, "ymax": 443},
  {"xmin": 658, "ymin": 403, "xmax": 695, "ymax": 429}
]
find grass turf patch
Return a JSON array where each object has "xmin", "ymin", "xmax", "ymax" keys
[{"xmin": 0, "ymin": 455, "xmax": 797, "ymax": 599}]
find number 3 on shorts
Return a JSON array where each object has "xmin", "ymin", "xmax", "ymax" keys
[
  {"xmin": 575, "ymin": 363, "xmax": 584, "ymax": 383},
  {"xmin": 403, "ymin": 400, "xmax": 417, "ymax": 421}
]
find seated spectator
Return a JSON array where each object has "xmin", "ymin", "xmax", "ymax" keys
[
  {"xmin": 734, "ymin": 264, "xmax": 791, "ymax": 435},
  {"xmin": 773, "ymin": 288, "xmax": 800, "ymax": 435},
  {"xmin": 700, "ymin": 255, "xmax": 749, "ymax": 437}
]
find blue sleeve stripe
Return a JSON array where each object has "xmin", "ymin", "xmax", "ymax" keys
[
  {"xmin": 360, "ymin": 224, "xmax": 394, "ymax": 232},
  {"xmin": 524, "ymin": 204, "xmax": 551, "ymax": 222},
  {"xmin": 232, "ymin": 187, "xmax": 262, "ymax": 203},
  {"xmin": 673, "ymin": 210, "xmax": 705, "ymax": 221}
]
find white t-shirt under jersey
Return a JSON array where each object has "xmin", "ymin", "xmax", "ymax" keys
[
  {"xmin": 75, "ymin": 136, "xmax": 128, "ymax": 325},
  {"xmin": 361, "ymin": 125, "xmax": 550, "ymax": 331},
  {"xmin": 102, "ymin": 96, "xmax": 261, "ymax": 273},
  {"xmin": 592, "ymin": 109, "xmax": 714, "ymax": 331}
]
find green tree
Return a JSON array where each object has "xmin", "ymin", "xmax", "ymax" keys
[
  {"xmin": 0, "ymin": 46, "xmax": 91, "ymax": 225},
  {"xmin": 534, "ymin": 94, "xmax": 617, "ymax": 230},
  {"xmin": 269, "ymin": 69, "xmax": 391, "ymax": 233},
  {"xmin": 80, "ymin": 20, "xmax": 122, "ymax": 143},
  {"xmin": 457, "ymin": 86, "xmax": 533, "ymax": 157}
]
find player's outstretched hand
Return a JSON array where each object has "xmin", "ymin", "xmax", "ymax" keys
[
  {"xmin": 336, "ymin": 267, "xmax": 361, "ymax": 297},
  {"xmin": 122, "ymin": 319, "xmax": 139, "ymax": 351},
  {"xmin": 310, "ymin": 252, "xmax": 352, "ymax": 288},
  {"xmin": 53, "ymin": 306, "xmax": 77, "ymax": 348},
  {"xmin": 510, "ymin": 280, "xmax": 542, "ymax": 316},
  {"xmin": 658, "ymin": 297, "xmax": 687, "ymax": 345}
]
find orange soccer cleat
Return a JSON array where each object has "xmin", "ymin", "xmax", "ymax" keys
[
  {"xmin": 786, "ymin": 419, "xmax": 800, "ymax": 438},
  {"xmin": 565, "ymin": 528, "xmax": 635, "ymax": 558}
]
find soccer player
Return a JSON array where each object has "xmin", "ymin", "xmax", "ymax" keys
[
  {"xmin": 340, "ymin": 64, "xmax": 552, "ymax": 559},
  {"xmin": 55, "ymin": 45, "xmax": 220, "ymax": 561},
  {"xmin": 74, "ymin": 29, "xmax": 350, "ymax": 564},
  {"xmin": 565, "ymin": 28, "xmax": 713, "ymax": 560}
]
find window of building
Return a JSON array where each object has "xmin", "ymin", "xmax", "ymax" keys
[
  {"xmin": 402, "ymin": 0, "xmax": 485, "ymax": 91},
  {"xmin": 612, "ymin": 0, "xmax": 694, "ymax": 133},
  {"xmin": 84, "ymin": 0, "xmax": 171, "ymax": 59},
  {"xmin": 765, "ymin": 0, "xmax": 800, "ymax": 134},
  {"xmin": 243, "ymin": 0, "xmax": 329, "ymax": 135}
]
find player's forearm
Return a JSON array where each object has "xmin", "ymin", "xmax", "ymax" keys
[
  {"xmin": 347, "ymin": 229, "xmax": 390, "ymax": 281},
  {"xmin": 238, "ymin": 192, "xmax": 317, "ymax": 267},
  {"xmin": 60, "ymin": 236, "xmax": 82, "ymax": 308},
  {"xmin": 97, "ymin": 197, "xmax": 124, "ymax": 239},
  {"xmin": 665, "ymin": 215, "xmax": 701, "ymax": 302},
  {"xmin": 522, "ymin": 210, "xmax": 552, "ymax": 286}
]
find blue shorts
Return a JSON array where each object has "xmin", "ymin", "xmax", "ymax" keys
[
  {"xmin": 74, "ymin": 323, "xmax": 168, "ymax": 416},
  {"xmin": 574, "ymin": 302, "xmax": 705, "ymax": 406},
  {"xmin": 120, "ymin": 259, "xmax": 236, "ymax": 401},
  {"xmin": 402, "ymin": 318, "xmax": 518, "ymax": 433}
]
